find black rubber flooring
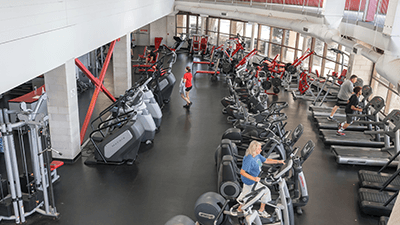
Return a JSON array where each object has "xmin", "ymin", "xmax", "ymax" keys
[{"xmin": 0, "ymin": 49, "xmax": 389, "ymax": 225}]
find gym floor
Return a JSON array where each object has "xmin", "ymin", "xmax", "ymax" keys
[{"xmin": 1, "ymin": 48, "xmax": 388, "ymax": 225}]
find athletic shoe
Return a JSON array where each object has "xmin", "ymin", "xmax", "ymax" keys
[
  {"xmin": 327, "ymin": 116, "xmax": 333, "ymax": 121},
  {"xmin": 189, "ymin": 102, "xmax": 193, "ymax": 107},
  {"xmin": 258, "ymin": 211, "xmax": 271, "ymax": 218},
  {"xmin": 183, "ymin": 104, "xmax": 189, "ymax": 108},
  {"xmin": 336, "ymin": 131, "xmax": 345, "ymax": 136}
]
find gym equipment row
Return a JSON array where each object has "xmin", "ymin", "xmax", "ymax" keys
[
  {"xmin": 309, "ymin": 82, "xmax": 400, "ymax": 220},
  {"xmin": 165, "ymin": 52, "xmax": 316, "ymax": 225},
  {"xmin": 84, "ymin": 48, "xmax": 176, "ymax": 165}
]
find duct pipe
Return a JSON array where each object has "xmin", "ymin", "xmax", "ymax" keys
[{"xmin": 375, "ymin": 54, "xmax": 400, "ymax": 93}]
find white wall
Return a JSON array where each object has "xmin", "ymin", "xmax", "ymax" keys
[
  {"xmin": 0, "ymin": 0, "xmax": 175, "ymax": 94},
  {"xmin": 149, "ymin": 15, "xmax": 176, "ymax": 47}
]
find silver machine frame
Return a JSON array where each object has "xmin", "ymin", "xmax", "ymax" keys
[{"xmin": 0, "ymin": 92, "xmax": 60, "ymax": 223}]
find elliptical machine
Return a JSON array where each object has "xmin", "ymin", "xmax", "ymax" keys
[
  {"xmin": 165, "ymin": 144, "xmax": 315, "ymax": 225},
  {"xmin": 146, "ymin": 45, "xmax": 177, "ymax": 108}
]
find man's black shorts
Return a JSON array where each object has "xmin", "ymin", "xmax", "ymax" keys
[
  {"xmin": 346, "ymin": 114, "xmax": 353, "ymax": 124},
  {"xmin": 335, "ymin": 98, "xmax": 347, "ymax": 106}
]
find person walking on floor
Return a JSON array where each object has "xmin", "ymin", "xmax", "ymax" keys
[
  {"xmin": 327, "ymin": 74, "xmax": 358, "ymax": 121},
  {"xmin": 181, "ymin": 66, "xmax": 193, "ymax": 108},
  {"xmin": 336, "ymin": 86, "xmax": 363, "ymax": 136}
]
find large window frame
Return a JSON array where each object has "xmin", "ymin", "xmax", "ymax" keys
[{"xmin": 175, "ymin": 11, "xmax": 397, "ymax": 116}]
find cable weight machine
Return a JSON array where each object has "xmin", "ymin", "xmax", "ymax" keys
[{"xmin": 0, "ymin": 93, "xmax": 61, "ymax": 223}]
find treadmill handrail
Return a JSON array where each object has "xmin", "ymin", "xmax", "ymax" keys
[
  {"xmin": 353, "ymin": 120, "xmax": 388, "ymax": 126},
  {"xmin": 378, "ymin": 150, "xmax": 400, "ymax": 173},
  {"xmin": 364, "ymin": 130, "xmax": 389, "ymax": 135},
  {"xmin": 380, "ymin": 169, "xmax": 400, "ymax": 191}
]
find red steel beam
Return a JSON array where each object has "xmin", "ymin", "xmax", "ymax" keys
[
  {"xmin": 78, "ymin": 40, "xmax": 117, "ymax": 144},
  {"xmin": 75, "ymin": 59, "xmax": 116, "ymax": 101}
]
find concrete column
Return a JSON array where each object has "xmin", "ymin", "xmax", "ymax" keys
[
  {"xmin": 113, "ymin": 34, "xmax": 132, "ymax": 97},
  {"xmin": 44, "ymin": 59, "xmax": 81, "ymax": 160}
]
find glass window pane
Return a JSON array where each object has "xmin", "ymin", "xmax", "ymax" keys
[
  {"xmin": 314, "ymin": 38, "xmax": 324, "ymax": 56},
  {"xmin": 219, "ymin": 34, "xmax": 229, "ymax": 46},
  {"xmin": 208, "ymin": 18, "xmax": 218, "ymax": 32},
  {"xmin": 189, "ymin": 15, "xmax": 197, "ymax": 34},
  {"xmin": 245, "ymin": 23, "xmax": 253, "ymax": 37},
  {"xmin": 374, "ymin": 73, "xmax": 390, "ymax": 86},
  {"xmin": 298, "ymin": 34, "xmax": 304, "ymax": 51},
  {"xmin": 244, "ymin": 37, "xmax": 251, "ymax": 50},
  {"xmin": 325, "ymin": 60, "xmax": 337, "ymax": 75},
  {"xmin": 208, "ymin": 31, "xmax": 217, "ymax": 45},
  {"xmin": 271, "ymin": 27, "xmax": 283, "ymax": 45},
  {"xmin": 177, "ymin": 28, "xmax": 186, "ymax": 35},
  {"xmin": 176, "ymin": 15, "xmax": 187, "ymax": 28},
  {"xmin": 220, "ymin": 19, "xmax": 230, "ymax": 34},
  {"xmin": 341, "ymin": 45, "xmax": 351, "ymax": 67},
  {"xmin": 198, "ymin": 17, "xmax": 202, "ymax": 33},
  {"xmin": 260, "ymin": 25, "xmax": 270, "ymax": 41},
  {"xmin": 282, "ymin": 47, "xmax": 295, "ymax": 63},
  {"xmin": 270, "ymin": 43, "xmax": 281, "ymax": 59},
  {"xmin": 389, "ymin": 93, "xmax": 400, "ymax": 113},
  {"xmin": 231, "ymin": 21, "xmax": 244, "ymax": 36},
  {"xmin": 326, "ymin": 43, "xmax": 339, "ymax": 61},
  {"xmin": 284, "ymin": 30, "xmax": 297, "ymax": 48},
  {"xmin": 312, "ymin": 55, "xmax": 322, "ymax": 74},
  {"xmin": 257, "ymin": 40, "xmax": 267, "ymax": 56}
]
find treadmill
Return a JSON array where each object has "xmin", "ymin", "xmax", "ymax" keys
[
  {"xmin": 321, "ymin": 128, "xmax": 385, "ymax": 147},
  {"xmin": 359, "ymin": 152, "xmax": 400, "ymax": 192},
  {"xmin": 358, "ymin": 162, "xmax": 400, "ymax": 217},
  {"xmin": 310, "ymin": 83, "xmax": 370, "ymax": 117},
  {"xmin": 332, "ymin": 110, "xmax": 400, "ymax": 166},
  {"xmin": 315, "ymin": 96, "xmax": 385, "ymax": 131}
]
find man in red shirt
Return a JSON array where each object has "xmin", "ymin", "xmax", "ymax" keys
[{"xmin": 181, "ymin": 66, "xmax": 193, "ymax": 108}]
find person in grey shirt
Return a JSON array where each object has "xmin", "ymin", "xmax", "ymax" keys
[{"xmin": 327, "ymin": 75, "xmax": 358, "ymax": 121}]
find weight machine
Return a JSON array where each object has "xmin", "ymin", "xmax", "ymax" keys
[{"xmin": 0, "ymin": 92, "xmax": 62, "ymax": 223}]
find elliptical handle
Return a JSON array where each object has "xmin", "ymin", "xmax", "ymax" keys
[{"xmin": 213, "ymin": 199, "xmax": 230, "ymax": 225}]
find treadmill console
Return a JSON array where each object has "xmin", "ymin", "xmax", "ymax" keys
[
  {"xmin": 384, "ymin": 109, "xmax": 400, "ymax": 132},
  {"xmin": 367, "ymin": 96, "xmax": 385, "ymax": 114},
  {"xmin": 362, "ymin": 85, "xmax": 373, "ymax": 99}
]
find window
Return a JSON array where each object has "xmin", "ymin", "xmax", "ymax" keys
[
  {"xmin": 245, "ymin": 23, "xmax": 253, "ymax": 38},
  {"xmin": 219, "ymin": 19, "xmax": 230, "ymax": 34},
  {"xmin": 389, "ymin": 92, "xmax": 400, "ymax": 114},
  {"xmin": 257, "ymin": 25, "xmax": 270, "ymax": 56},
  {"xmin": 260, "ymin": 25, "xmax": 270, "ymax": 42},
  {"xmin": 189, "ymin": 15, "xmax": 198, "ymax": 35},
  {"xmin": 231, "ymin": 21, "xmax": 244, "ymax": 37},
  {"xmin": 176, "ymin": 15, "xmax": 187, "ymax": 34},
  {"xmin": 219, "ymin": 34, "xmax": 230, "ymax": 47},
  {"xmin": 284, "ymin": 30, "xmax": 297, "ymax": 48},
  {"xmin": 207, "ymin": 18, "xmax": 219, "ymax": 45}
]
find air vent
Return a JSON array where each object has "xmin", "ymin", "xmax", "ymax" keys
[
  {"xmin": 221, "ymin": 12, "xmax": 228, "ymax": 16},
  {"xmin": 352, "ymin": 46, "xmax": 362, "ymax": 55},
  {"xmin": 303, "ymin": 27, "xmax": 309, "ymax": 32}
]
